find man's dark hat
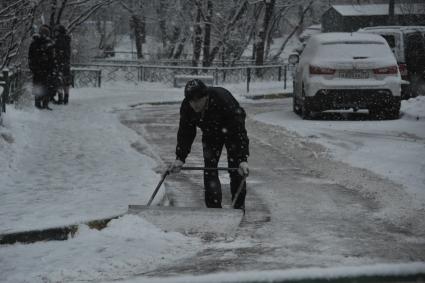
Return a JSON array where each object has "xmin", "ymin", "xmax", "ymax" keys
[
  {"xmin": 184, "ymin": 79, "xmax": 207, "ymax": 101},
  {"xmin": 39, "ymin": 24, "xmax": 51, "ymax": 37},
  {"xmin": 54, "ymin": 24, "xmax": 67, "ymax": 34}
]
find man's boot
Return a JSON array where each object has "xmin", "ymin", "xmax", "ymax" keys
[
  {"xmin": 63, "ymin": 93, "xmax": 69, "ymax": 105},
  {"xmin": 58, "ymin": 92, "xmax": 64, "ymax": 105},
  {"xmin": 35, "ymin": 98, "xmax": 42, "ymax": 109},
  {"xmin": 42, "ymin": 96, "xmax": 52, "ymax": 110}
]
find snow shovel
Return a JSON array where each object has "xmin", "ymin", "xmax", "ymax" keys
[{"xmin": 128, "ymin": 167, "xmax": 245, "ymax": 236}]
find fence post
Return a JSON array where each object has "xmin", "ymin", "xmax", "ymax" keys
[
  {"xmin": 246, "ymin": 67, "xmax": 251, "ymax": 93},
  {"xmin": 214, "ymin": 68, "xmax": 218, "ymax": 85},
  {"xmin": 3, "ymin": 70, "xmax": 10, "ymax": 104},
  {"xmin": 278, "ymin": 66, "xmax": 282, "ymax": 81},
  {"xmin": 284, "ymin": 65, "xmax": 287, "ymax": 90},
  {"xmin": 138, "ymin": 66, "xmax": 142, "ymax": 82},
  {"xmin": 97, "ymin": 70, "xmax": 102, "ymax": 87},
  {"xmin": 0, "ymin": 82, "xmax": 5, "ymax": 114}
]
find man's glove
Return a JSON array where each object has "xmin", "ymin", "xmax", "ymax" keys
[
  {"xmin": 168, "ymin": 159, "xmax": 184, "ymax": 173},
  {"xmin": 238, "ymin": 161, "xmax": 249, "ymax": 177}
]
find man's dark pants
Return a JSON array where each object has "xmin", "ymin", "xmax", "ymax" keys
[{"xmin": 202, "ymin": 136, "xmax": 246, "ymax": 209}]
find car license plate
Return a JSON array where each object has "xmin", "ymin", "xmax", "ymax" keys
[{"xmin": 339, "ymin": 70, "xmax": 370, "ymax": 79}]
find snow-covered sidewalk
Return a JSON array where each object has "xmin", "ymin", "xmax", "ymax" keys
[
  {"xmin": 0, "ymin": 84, "xmax": 205, "ymax": 282},
  {"xmin": 0, "ymin": 85, "xmax": 165, "ymax": 233}
]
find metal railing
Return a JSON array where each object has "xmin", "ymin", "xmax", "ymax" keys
[
  {"xmin": 0, "ymin": 66, "xmax": 24, "ymax": 117},
  {"xmin": 72, "ymin": 62, "xmax": 293, "ymax": 92}
]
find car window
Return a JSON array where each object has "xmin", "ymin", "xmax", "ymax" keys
[
  {"xmin": 406, "ymin": 32, "xmax": 425, "ymax": 51},
  {"xmin": 381, "ymin": 35, "xmax": 396, "ymax": 48},
  {"xmin": 405, "ymin": 32, "xmax": 425, "ymax": 72}
]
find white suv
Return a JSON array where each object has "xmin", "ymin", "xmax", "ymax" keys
[
  {"xmin": 290, "ymin": 32, "xmax": 402, "ymax": 119},
  {"xmin": 358, "ymin": 26, "xmax": 425, "ymax": 99}
]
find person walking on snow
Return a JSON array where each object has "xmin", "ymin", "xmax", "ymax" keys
[
  {"xmin": 28, "ymin": 25, "xmax": 56, "ymax": 110},
  {"xmin": 53, "ymin": 24, "xmax": 71, "ymax": 105},
  {"xmin": 169, "ymin": 79, "xmax": 250, "ymax": 210}
]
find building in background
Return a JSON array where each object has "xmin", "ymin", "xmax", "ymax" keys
[{"xmin": 322, "ymin": 3, "xmax": 425, "ymax": 32}]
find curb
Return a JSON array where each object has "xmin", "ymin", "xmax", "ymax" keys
[
  {"xmin": 245, "ymin": 92, "xmax": 293, "ymax": 100},
  {"xmin": 0, "ymin": 214, "xmax": 123, "ymax": 245}
]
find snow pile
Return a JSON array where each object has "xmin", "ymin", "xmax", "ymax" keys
[
  {"xmin": 1, "ymin": 214, "xmax": 201, "ymax": 283},
  {"xmin": 402, "ymin": 96, "xmax": 425, "ymax": 120}
]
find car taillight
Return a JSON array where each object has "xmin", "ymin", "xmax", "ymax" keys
[
  {"xmin": 309, "ymin": 65, "xmax": 335, "ymax": 75},
  {"xmin": 373, "ymin": 65, "xmax": 398, "ymax": 75},
  {"xmin": 398, "ymin": 63, "xmax": 408, "ymax": 78}
]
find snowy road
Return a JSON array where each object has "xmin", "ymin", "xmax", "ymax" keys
[
  {"xmin": 1, "ymin": 84, "xmax": 424, "ymax": 282},
  {"xmin": 119, "ymin": 99, "xmax": 425, "ymax": 277}
]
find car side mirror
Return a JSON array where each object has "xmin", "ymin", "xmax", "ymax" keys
[{"xmin": 288, "ymin": 54, "xmax": 299, "ymax": 65}]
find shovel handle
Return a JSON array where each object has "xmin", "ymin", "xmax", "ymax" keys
[
  {"xmin": 147, "ymin": 170, "xmax": 169, "ymax": 206},
  {"xmin": 232, "ymin": 176, "xmax": 247, "ymax": 209},
  {"xmin": 181, "ymin": 167, "xmax": 239, "ymax": 171}
]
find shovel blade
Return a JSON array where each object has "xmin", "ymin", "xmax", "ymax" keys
[{"xmin": 128, "ymin": 205, "xmax": 243, "ymax": 236}]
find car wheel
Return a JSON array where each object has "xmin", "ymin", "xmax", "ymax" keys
[
  {"xmin": 293, "ymin": 95, "xmax": 301, "ymax": 115},
  {"xmin": 301, "ymin": 104, "xmax": 311, "ymax": 120},
  {"xmin": 385, "ymin": 102, "xmax": 401, "ymax": 120},
  {"xmin": 301, "ymin": 88, "xmax": 312, "ymax": 120},
  {"xmin": 369, "ymin": 107, "xmax": 384, "ymax": 120},
  {"xmin": 301, "ymin": 99, "xmax": 312, "ymax": 120}
]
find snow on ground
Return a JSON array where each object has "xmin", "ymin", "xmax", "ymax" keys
[
  {"xmin": 0, "ymin": 83, "xmax": 206, "ymax": 283},
  {"xmin": 0, "ymin": 85, "xmax": 163, "ymax": 234},
  {"xmin": 1, "ymin": 82, "xmax": 424, "ymax": 282},
  {"xmin": 254, "ymin": 96, "xmax": 425, "ymax": 206},
  {"xmin": 119, "ymin": 262, "xmax": 425, "ymax": 283},
  {"xmin": 1, "ymin": 215, "xmax": 201, "ymax": 282}
]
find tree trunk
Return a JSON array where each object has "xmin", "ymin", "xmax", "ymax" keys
[
  {"xmin": 167, "ymin": 25, "xmax": 181, "ymax": 58},
  {"xmin": 192, "ymin": 4, "xmax": 202, "ymax": 67},
  {"xmin": 202, "ymin": 0, "xmax": 213, "ymax": 67},
  {"xmin": 131, "ymin": 15, "xmax": 145, "ymax": 59},
  {"xmin": 49, "ymin": 0, "xmax": 57, "ymax": 27},
  {"xmin": 157, "ymin": 0, "xmax": 168, "ymax": 50},
  {"xmin": 255, "ymin": 0, "xmax": 275, "ymax": 68},
  {"xmin": 174, "ymin": 36, "xmax": 188, "ymax": 59},
  {"xmin": 55, "ymin": 0, "xmax": 68, "ymax": 24}
]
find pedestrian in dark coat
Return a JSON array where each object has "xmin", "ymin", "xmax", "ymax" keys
[
  {"xmin": 53, "ymin": 24, "xmax": 71, "ymax": 104},
  {"xmin": 28, "ymin": 25, "xmax": 56, "ymax": 110},
  {"xmin": 169, "ymin": 79, "xmax": 250, "ymax": 210}
]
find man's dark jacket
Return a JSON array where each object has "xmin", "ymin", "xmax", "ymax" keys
[
  {"xmin": 176, "ymin": 87, "xmax": 249, "ymax": 164},
  {"xmin": 28, "ymin": 34, "xmax": 56, "ymax": 86},
  {"xmin": 54, "ymin": 33, "xmax": 71, "ymax": 84}
]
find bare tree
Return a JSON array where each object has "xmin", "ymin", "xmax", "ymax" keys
[
  {"xmin": 271, "ymin": 0, "xmax": 315, "ymax": 61},
  {"xmin": 0, "ymin": 0, "xmax": 123, "ymax": 68},
  {"xmin": 203, "ymin": 0, "xmax": 249, "ymax": 66},
  {"xmin": 0, "ymin": 0, "xmax": 38, "ymax": 69},
  {"xmin": 119, "ymin": 1, "xmax": 145, "ymax": 59},
  {"xmin": 192, "ymin": 0, "xmax": 202, "ymax": 66},
  {"xmin": 202, "ymin": 0, "xmax": 213, "ymax": 67},
  {"xmin": 255, "ymin": 0, "xmax": 275, "ymax": 67}
]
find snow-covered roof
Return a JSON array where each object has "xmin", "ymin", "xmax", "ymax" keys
[
  {"xmin": 333, "ymin": 4, "xmax": 425, "ymax": 16},
  {"xmin": 359, "ymin": 25, "xmax": 425, "ymax": 34}
]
